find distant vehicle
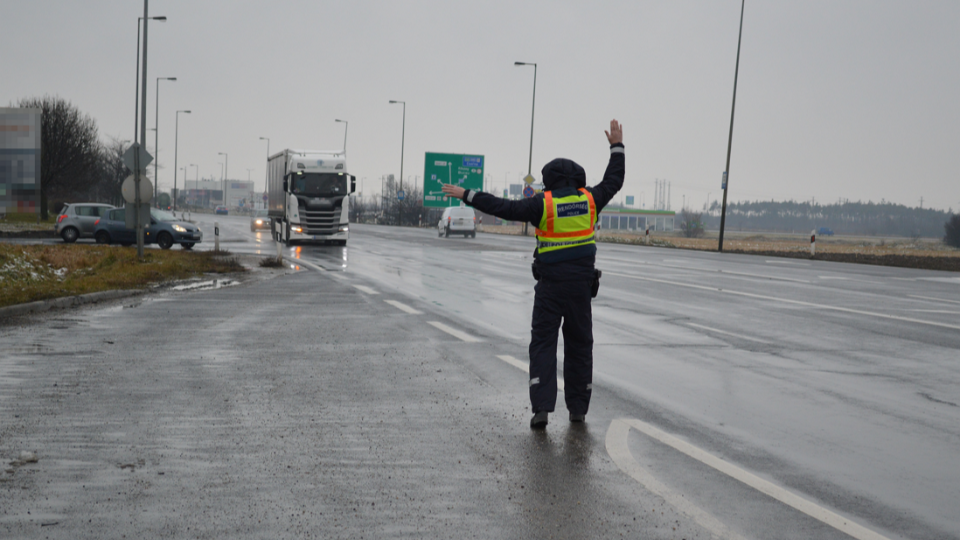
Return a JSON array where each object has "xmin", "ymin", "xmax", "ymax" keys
[
  {"xmin": 215, "ymin": 206, "xmax": 229, "ymax": 215},
  {"xmin": 817, "ymin": 227, "xmax": 835, "ymax": 236},
  {"xmin": 56, "ymin": 203, "xmax": 115, "ymax": 243},
  {"xmin": 250, "ymin": 209, "xmax": 270, "ymax": 232},
  {"xmin": 267, "ymin": 149, "xmax": 356, "ymax": 246},
  {"xmin": 438, "ymin": 206, "xmax": 476, "ymax": 238},
  {"xmin": 93, "ymin": 207, "xmax": 203, "ymax": 249}
]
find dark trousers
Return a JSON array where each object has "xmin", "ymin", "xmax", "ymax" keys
[{"xmin": 528, "ymin": 278, "xmax": 594, "ymax": 415}]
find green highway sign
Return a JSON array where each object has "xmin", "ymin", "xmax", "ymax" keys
[{"xmin": 423, "ymin": 152, "xmax": 484, "ymax": 208}]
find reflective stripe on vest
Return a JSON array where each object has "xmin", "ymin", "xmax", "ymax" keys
[{"xmin": 536, "ymin": 188, "xmax": 597, "ymax": 254}]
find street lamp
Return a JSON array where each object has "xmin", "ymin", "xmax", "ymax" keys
[
  {"xmin": 134, "ymin": 15, "xmax": 166, "ymax": 140},
  {"xmin": 190, "ymin": 164, "xmax": 198, "ymax": 190},
  {"xmin": 154, "ymin": 76, "xmax": 177, "ymax": 205},
  {"xmin": 259, "ymin": 137, "xmax": 270, "ymax": 205},
  {"xmin": 718, "ymin": 0, "xmax": 746, "ymax": 252},
  {"xmin": 133, "ymin": 7, "xmax": 165, "ymax": 259},
  {"xmin": 335, "ymin": 119, "xmax": 348, "ymax": 156},
  {"xmin": 173, "ymin": 110, "xmax": 190, "ymax": 211},
  {"xmin": 218, "ymin": 152, "xmax": 228, "ymax": 207},
  {"xmin": 388, "ymin": 100, "xmax": 405, "ymax": 226},
  {"xmin": 515, "ymin": 61, "xmax": 538, "ymax": 235}
]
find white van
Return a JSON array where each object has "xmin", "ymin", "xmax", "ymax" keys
[{"xmin": 438, "ymin": 206, "xmax": 476, "ymax": 238}]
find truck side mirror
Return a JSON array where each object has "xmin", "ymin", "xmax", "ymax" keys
[
  {"xmin": 282, "ymin": 180, "xmax": 288, "ymax": 191},
  {"xmin": 350, "ymin": 175, "xmax": 357, "ymax": 194}
]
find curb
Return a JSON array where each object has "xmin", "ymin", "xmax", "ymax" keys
[{"xmin": 0, "ymin": 289, "xmax": 144, "ymax": 319}]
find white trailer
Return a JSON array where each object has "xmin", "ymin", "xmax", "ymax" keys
[{"xmin": 267, "ymin": 149, "xmax": 356, "ymax": 245}]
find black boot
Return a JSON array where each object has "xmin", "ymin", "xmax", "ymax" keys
[{"xmin": 530, "ymin": 411, "xmax": 548, "ymax": 429}]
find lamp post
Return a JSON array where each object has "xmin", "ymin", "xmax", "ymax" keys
[
  {"xmin": 718, "ymin": 0, "xmax": 746, "ymax": 252},
  {"xmin": 259, "ymin": 137, "xmax": 270, "ymax": 206},
  {"xmin": 515, "ymin": 61, "xmax": 537, "ymax": 236},
  {"xmin": 134, "ymin": 2, "xmax": 160, "ymax": 259},
  {"xmin": 154, "ymin": 76, "xmax": 176, "ymax": 206},
  {"xmin": 335, "ymin": 119, "xmax": 348, "ymax": 156},
  {"xmin": 173, "ymin": 110, "xmax": 190, "ymax": 211},
  {"xmin": 134, "ymin": 15, "xmax": 166, "ymax": 140},
  {"xmin": 218, "ymin": 152, "xmax": 228, "ymax": 208},
  {"xmin": 388, "ymin": 100, "xmax": 405, "ymax": 226},
  {"xmin": 190, "ymin": 164, "xmax": 198, "ymax": 204}
]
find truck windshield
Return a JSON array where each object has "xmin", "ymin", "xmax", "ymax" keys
[{"xmin": 291, "ymin": 173, "xmax": 347, "ymax": 196}]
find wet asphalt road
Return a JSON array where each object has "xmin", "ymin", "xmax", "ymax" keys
[{"xmin": 2, "ymin": 217, "xmax": 959, "ymax": 539}]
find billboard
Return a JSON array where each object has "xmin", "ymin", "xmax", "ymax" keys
[
  {"xmin": 422, "ymin": 152, "xmax": 484, "ymax": 208},
  {"xmin": 0, "ymin": 108, "xmax": 41, "ymax": 216}
]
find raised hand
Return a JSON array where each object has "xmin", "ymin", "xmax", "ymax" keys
[
  {"xmin": 605, "ymin": 119, "xmax": 623, "ymax": 145},
  {"xmin": 441, "ymin": 184, "xmax": 466, "ymax": 200}
]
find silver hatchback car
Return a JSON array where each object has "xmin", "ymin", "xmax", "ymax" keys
[{"xmin": 56, "ymin": 203, "xmax": 115, "ymax": 243}]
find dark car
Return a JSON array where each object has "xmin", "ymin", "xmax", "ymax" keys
[
  {"xmin": 55, "ymin": 203, "xmax": 115, "ymax": 242},
  {"xmin": 215, "ymin": 206, "xmax": 229, "ymax": 215},
  {"xmin": 250, "ymin": 209, "xmax": 270, "ymax": 232},
  {"xmin": 93, "ymin": 207, "xmax": 203, "ymax": 249}
]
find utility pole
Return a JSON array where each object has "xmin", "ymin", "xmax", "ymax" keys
[
  {"xmin": 136, "ymin": 0, "xmax": 150, "ymax": 259},
  {"xmin": 718, "ymin": 0, "xmax": 746, "ymax": 253}
]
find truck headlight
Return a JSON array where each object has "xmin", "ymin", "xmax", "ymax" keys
[
  {"xmin": 292, "ymin": 226, "xmax": 303, "ymax": 233},
  {"xmin": 339, "ymin": 225, "xmax": 349, "ymax": 232}
]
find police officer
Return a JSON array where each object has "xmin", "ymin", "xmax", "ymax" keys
[{"xmin": 441, "ymin": 119, "xmax": 624, "ymax": 428}]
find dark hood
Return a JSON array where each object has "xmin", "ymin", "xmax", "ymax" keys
[{"xmin": 541, "ymin": 158, "xmax": 586, "ymax": 191}]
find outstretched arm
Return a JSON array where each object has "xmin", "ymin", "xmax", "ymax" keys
[
  {"xmin": 441, "ymin": 184, "xmax": 543, "ymax": 225},
  {"xmin": 589, "ymin": 119, "xmax": 626, "ymax": 212}
]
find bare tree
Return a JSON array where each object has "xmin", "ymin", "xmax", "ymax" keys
[
  {"xmin": 94, "ymin": 136, "xmax": 131, "ymax": 207},
  {"xmin": 679, "ymin": 209, "xmax": 705, "ymax": 238},
  {"xmin": 18, "ymin": 96, "xmax": 102, "ymax": 219},
  {"xmin": 945, "ymin": 215, "xmax": 960, "ymax": 248}
]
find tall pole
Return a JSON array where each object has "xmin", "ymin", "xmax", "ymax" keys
[
  {"xmin": 134, "ymin": 16, "xmax": 165, "ymax": 143},
  {"xmin": 174, "ymin": 110, "xmax": 189, "ymax": 211},
  {"xmin": 190, "ymin": 164, "xmax": 197, "ymax": 203},
  {"xmin": 389, "ymin": 101, "xmax": 405, "ymax": 226},
  {"xmin": 718, "ymin": 0, "xmax": 746, "ymax": 253},
  {"xmin": 259, "ymin": 137, "xmax": 270, "ymax": 207},
  {"xmin": 515, "ymin": 62, "xmax": 537, "ymax": 235},
  {"xmin": 155, "ymin": 77, "xmax": 176, "ymax": 206},
  {"xmin": 136, "ymin": 0, "xmax": 150, "ymax": 259},
  {"xmin": 219, "ymin": 152, "xmax": 228, "ymax": 208}
]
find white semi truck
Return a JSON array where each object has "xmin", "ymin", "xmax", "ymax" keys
[{"xmin": 267, "ymin": 149, "xmax": 356, "ymax": 245}]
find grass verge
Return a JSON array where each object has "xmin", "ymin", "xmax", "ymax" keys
[{"xmin": 0, "ymin": 244, "xmax": 245, "ymax": 309}]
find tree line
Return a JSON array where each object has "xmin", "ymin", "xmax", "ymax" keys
[{"xmin": 703, "ymin": 199, "xmax": 954, "ymax": 239}]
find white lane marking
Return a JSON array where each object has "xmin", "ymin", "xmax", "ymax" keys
[
  {"xmin": 604, "ymin": 271, "xmax": 960, "ymax": 331},
  {"xmin": 907, "ymin": 309, "xmax": 960, "ymax": 314},
  {"xmin": 352, "ymin": 284, "xmax": 379, "ymax": 295},
  {"xmin": 818, "ymin": 276, "xmax": 884, "ymax": 285},
  {"xmin": 605, "ymin": 419, "xmax": 748, "ymax": 540},
  {"xmin": 600, "ymin": 256, "xmax": 809, "ymax": 284},
  {"xmin": 613, "ymin": 418, "xmax": 893, "ymax": 540},
  {"xmin": 686, "ymin": 323, "xmax": 772, "ymax": 344},
  {"xmin": 427, "ymin": 321, "xmax": 481, "ymax": 342},
  {"xmin": 717, "ymin": 269, "xmax": 809, "ymax": 283},
  {"xmin": 496, "ymin": 354, "xmax": 564, "ymax": 391},
  {"xmin": 909, "ymin": 294, "xmax": 960, "ymax": 305},
  {"xmin": 282, "ymin": 256, "xmax": 325, "ymax": 272},
  {"xmin": 384, "ymin": 299, "xmax": 422, "ymax": 314}
]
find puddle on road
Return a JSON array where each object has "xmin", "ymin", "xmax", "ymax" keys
[{"xmin": 171, "ymin": 279, "xmax": 239, "ymax": 292}]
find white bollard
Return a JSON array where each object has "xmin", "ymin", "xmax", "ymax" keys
[
  {"xmin": 276, "ymin": 237, "xmax": 283, "ymax": 263},
  {"xmin": 215, "ymin": 221, "xmax": 220, "ymax": 252},
  {"xmin": 810, "ymin": 229, "xmax": 816, "ymax": 256}
]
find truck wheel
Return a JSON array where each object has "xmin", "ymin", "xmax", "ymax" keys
[
  {"xmin": 61, "ymin": 227, "xmax": 79, "ymax": 243},
  {"xmin": 157, "ymin": 232, "xmax": 174, "ymax": 250}
]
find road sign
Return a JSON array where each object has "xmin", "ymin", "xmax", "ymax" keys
[
  {"xmin": 122, "ymin": 142, "xmax": 153, "ymax": 172},
  {"xmin": 523, "ymin": 174, "xmax": 535, "ymax": 185},
  {"xmin": 722, "ymin": 171, "xmax": 728, "ymax": 190},
  {"xmin": 397, "ymin": 190, "xmax": 405, "ymax": 201},
  {"xmin": 121, "ymin": 174, "xmax": 153, "ymax": 204},
  {"xmin": 626, "ymin": 195, "xmax": 634, "ymax": 206},
  {"xmin": 522, "ymin": 186, "xmax": 535, "ymax": 198},
  {"xmin": 422, "ymin": 152, "xmax": 484, "ymax": 208}
]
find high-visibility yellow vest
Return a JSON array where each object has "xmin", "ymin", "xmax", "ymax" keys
[{"xmin": 535, "ymin": 188, "xmax": 597, "ymax": 257}]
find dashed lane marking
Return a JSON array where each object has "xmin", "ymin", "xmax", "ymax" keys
[
  {"xmin": 496, "ymin": 355, "xmax": 564, "ymax": 391},
  {"xmin": 384, "ymin": 300, "xmax": 422, "ymax": 314},
  {"xmin": 427, "ymin": 321, "xmax": 480, "ymax": 343},
  {"xmin": 608, "ymin": 418, "xmax": 893, "ymax": 540},
  {"xmin": 604, "ymin": 271, "xmax": 960, "ymax": 331},
  {"xmin": 605, "ymin": 419, "xmax": 748, "ymax": 540},
  {"xmin": 686, "ymin": 322, "xmax": 772, "ymax": 344},
  {"xmin": 908, "ymin": 294, "xmax": 960, "ymax": 306},
  {"xmin": 352, "ymin": 284, "xmax": 379, "ymax": 295}
]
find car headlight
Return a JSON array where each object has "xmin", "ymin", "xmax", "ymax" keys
[
  {"xmin": 255, "ymin": 219, "xmax": 263, "ymax": 225},
  {"xmin": 172, "ymin": 224, "xmax": 187, "ymax": 232}
]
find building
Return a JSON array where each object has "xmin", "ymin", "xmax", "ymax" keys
[
  {"xmin": 0, "ymin": 108, "xmax": 41, "ymax": 217},
  {"xmin": 181, "ymin": 179, "xmax": 259, "ymax": 209},
  {"xmin": 600, "ymin": 207, "xmax": 675, "ymax": 232}
]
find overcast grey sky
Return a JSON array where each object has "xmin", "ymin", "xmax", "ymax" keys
[{"xmin": 3, "ymin": 1, "xmax": 958, "ymax": 211}]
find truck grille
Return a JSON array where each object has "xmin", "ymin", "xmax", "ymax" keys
[{"xmin": 301, "ymin": 207, "xmax": 342, "ymax": 234}]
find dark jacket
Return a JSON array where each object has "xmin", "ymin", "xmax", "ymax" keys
[{"xmin": 461, "ymin": 143, "xmax": 625, "ymax": 281}]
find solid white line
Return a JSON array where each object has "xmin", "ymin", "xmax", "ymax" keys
[
  {"xmin": 605, "ymin": 419, "xmax": 748, "ymax": 540},
  {"xmin": 686, "ymin": 323, "xmax": 772, "ymax": 344},
  {"xmin": 384, "ymin": 299, "xmax": 422, "ymax": 314},
  {"xmin": 604, "ymin": 271, "xmax": 960, "ymax": 331},
  {"xmin": 496, "ymin": 355, "xmax": 563, "ymax": 391},
  {"xmin": 427, "ymin": 321, "xmax": 481, "ymax": 342},
  {"xmin": 617, "ymin": 418, "xmax": 893, "ymax": 540},
  {"xmin": 282, "ymin": 256, "xmax": 325, "ymax": 272},
  {"xmin": 818, "ymin": 276, "xmax": 883, "ymax": 285},
  {"xmin": 352, "ymin": 284, "xmax": 379, "ymax": 295},
  {"xmin": 909, "ymin": 294, "xmax": 960, "ymax": 306},
  {"xmin": 765, "ymin": 259, "xmax": 809, "ymax": 265}
]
